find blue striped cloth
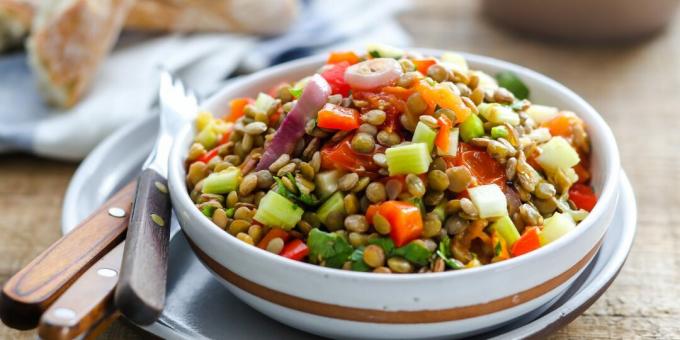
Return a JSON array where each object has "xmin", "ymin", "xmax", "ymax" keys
[{"xmin": 0, "ymin": 0, "xmax": 410, "ymax": 160}]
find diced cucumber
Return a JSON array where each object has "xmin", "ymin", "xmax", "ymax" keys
[
  {"xmin": 460, "ymin": 114, "xmax": 484, "ymax": 142},
  {"xmin": 539, "ymin": 212, "xmax": 576, "ymax": 246},
  {"xmin": 437, "ymin": 127, "xmax": 459, "ymax": 157},
  {"xmin": 526, "ymin": 104, "xmax": 558, "ymax": 124},
  {"xmin": 491, "ymin": 215, "xmax": 520, "ymax": 246},
  {"xmin": 202, "ymin": 167, "xmax": 241, "ymax": 194},
  {"xmin": 412, "ymin": 122, "xmax": 437, "ymax": 152},
  {"xmin": 478, "ymin": 103, "xmax": 520, "ymax": 125},
  {"xmin": 314, "ymin": 170, "xmax": 343, "ymax": 200},
  {"xmin": 536, "ymin": 137, "xmax": 580, "ymax": 172},
  {"xmin": 316, "ymin": 192, "xmax": 345, "ymax": 226},
  {"xmin": 468, "ymin": 184, "xmax": 508, "ymax": 219},
  {"xmin": 253, "ymin": 191, "xmax": 304, "ymax": 229},
  {"xmin": 366, "ymin": 43, "xmax": 403, "ymax": 59},
  {"xmin": 385, "ymin": 143, "xmax": 432, "ymax": 175},
  {"xmin": 491, "ymin": 125, "xmax": 509, "ymax": 139},
  {"xmin": 440, "ymin": 52, "xmax": 469, "ymax": 73}
]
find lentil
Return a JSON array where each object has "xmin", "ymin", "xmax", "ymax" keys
[
  {"xmin": 366, "ymin": 182, "xmax": 387, "ymax": 203},
  {"xmin": 406, "ymin": 174, "xmax": 426, "ymax": 197},
  {"xmin": 363, "ymin": 245, "xmax": 386, "ymax": 268}
]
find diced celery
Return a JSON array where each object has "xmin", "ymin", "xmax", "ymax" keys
[
  {"xmin": 253, "ymin": 191, "xmax": 304, "ymax": 229},
  {"xmin": 478, "ymin": 103, "xmax": 520, "ymax": 125},
  {"xmin": 385, "ymin": 143, "xmax": 432, "ymax": 175},
  {"xmin": 491, "ymin": 125, "xmax": 509, "ymax": 139},
  {"xmin": 536, "ymin": 137, "xmax": 580, "ymax": 172},
  {"xmin": 202, "ymin": 167, "xmax": 242, "ymax": 194},
  {"xmin": 441, "ymin": 52, "xmax": 469, "ymax": 73},
  {"xmin": 366, "ymin": 43, "xmax": 403, "ymax": 59},
  {"xmin": 196, "ymin": 111, "xmax": 214, "ymax": 131},
  {"xmin": 437, "ymin": 127, "xmax": 459, "ymax": 157},
  {"xmin": 195, "ymin": 126, "xmax": 219, "ymax": 149},
  {"xmin": 526, "ymin": 104, "xmax": 558, "ymax": 124},
  {"xmin": 412, "ymin": 122, "xmax": 437, "ymax": 151},
  {"xmin": 254, "ymin": 93, "xmax": 276, "ymax": 112},
  {"xmin": 539, "ymin": 212, "xmax": 576, "ymax": 246},
  {"xmin": 468, "ymin": 184, "xmax": 508, "ymax": 219},
  {"xmin": 314, "ymin": 170, "xmax": 343, "ymax": 200},
  {"xmin": 316, "ymin": 192, "xmax": 345, "ymax": 226},
  {"xmin": 491, "ymin": 215, "xmax": 520, "ymax": 246},
  {"xmin": 460, "ymin": 114, "xmax": 484, "ymax": 142}
]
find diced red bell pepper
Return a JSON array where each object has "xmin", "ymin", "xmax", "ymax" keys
[
  {"xmin": 378, "ymin": 201, "xmax": 423, "ymax": 247},
  {"xmin": 257, "ymin": 228, "xmax": 290, "ymax": 249},
  {"xmin": 197, "ymin": 147, "xmax": 219, "ymax": 164},
  {"xmin": 327, "ymin": 51, "xmax": 360, "ymax": 65},
  {"xmin": 320, "ymin": 61, "xmax": 351, "ymax": 97},
  {"xmin": 569, "ymin": 184, "xmax": 598, "ymax": 212},
  {"xmin": 280, "ymin": 239, "xmax": 309, "ymax": 261},
  {"xmin": 316, "ymin": 103, "xmax": 360, "ymax": 131},
  {"xmin": 511, "ymin": 227, "xmax": 541, "ymax": 257}
]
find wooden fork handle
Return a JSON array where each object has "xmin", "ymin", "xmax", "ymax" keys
[
  {"xmin": 38, "ymin": 242, "xmax": 125, "ymax": 340},
  {"xmin": 0, "ymin": 180, "xmax": 136, "ymax": 330}
]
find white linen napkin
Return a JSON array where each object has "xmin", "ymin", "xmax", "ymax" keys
[{"xmin": 0, "ymin": 0, "xmax": 410, "ymax": 160}]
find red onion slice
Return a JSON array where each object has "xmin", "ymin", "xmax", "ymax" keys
[
  {"xmin": 344, "ymin": 58, "xmax": 403, "ymax": 90},
  {"xmin": 256, "ymin": 74, "xmax": 331, "ymax": 171}
]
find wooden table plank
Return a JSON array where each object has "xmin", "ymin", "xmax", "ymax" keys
[{"xmin": 1, "ymin": 1, "xmax": 679, "ymax": 338}]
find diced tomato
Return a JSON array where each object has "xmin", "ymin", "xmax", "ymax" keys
[
  {"xmin": 320, "ymin": 136, "xmax": 383, "ymax": 174},
  {"xmin": 544, "ymin": 114, "xmax": 572, "ymax": 137},
  {"xmin": 257, "ymin": 228, "xmax": 290, "ymax": 249},
  {"xmin": 321, "ymin": 61, "xmax": 351, "ymax": 97},
  {"xmin": 435, "ymin": 115, "xmax": 452, "ymax": 153},
  {"xmin": 454, "ymin": 143, "xmax": 506, "ymax": 187},
  {"xmin": 280, "ymin": 239, "xmax": 309, "ymax": 261},
  {"xmin": 226, "ymin": 98, "xmax": 253, "ymax": 123},
  {"xmin": 511, "ymin": 227, "xmax": 541, "ymax": 257},
  {"xmin": 412, "ymin": 58, "xmax": 437, "ymax": 75},
  {"xmin": 352, "ymin": 91, "xmax": 407, "ymax": 133},
  {"xmin": 327, "ymin": 51, "xmax": 360, "ymax": 65},
  {"xmin": 378, "ymin": 201, "xmax": 423, "ymax": 247},
  {"xmin": 317, "ymin": 103, "xmax": 360, "ymax": 131},
  {"xmin": 569, "ymin": 184, "xmax": 598, "ymax": 212}
]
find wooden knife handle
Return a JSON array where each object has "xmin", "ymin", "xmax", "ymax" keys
[
  {"xmin": 115, "ymin": 169, "xmax": 171, "ymax": 325},
  {"xmin": 38, "ymin": 242, "xmax": 125, "ymax": 340},
  {"xmin": 0, "ymin": 180, "xmax": 136, "ymax": 330}
]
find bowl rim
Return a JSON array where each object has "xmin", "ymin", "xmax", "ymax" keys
[{"xmin": 169, "ymin": 48, "xmax": 620, "ymax": 283}]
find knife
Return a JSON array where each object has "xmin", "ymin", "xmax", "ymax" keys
[
  {"xmin": 114, "ymin": 71, "xmax": 198, "ymax": 325},
  {"xmin": 0, "ymin": 180, "xmax": 136, "ymax": 330}
]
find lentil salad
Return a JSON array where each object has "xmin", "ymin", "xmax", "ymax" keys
[{"xmin": 184, "ymin": 45, "xmax": 597, "ymax": 274}]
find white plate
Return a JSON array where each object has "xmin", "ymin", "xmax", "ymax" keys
[{"xmin": 62, "ymin": 115, "xmax": 637, "ymax": 339}]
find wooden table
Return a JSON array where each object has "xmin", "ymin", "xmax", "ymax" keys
[{"xmin": 2, "ymin": 1, "xmax": 679, "ymax": 338}]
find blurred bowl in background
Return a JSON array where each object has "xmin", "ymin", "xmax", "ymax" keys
[{"xmin": 482, "ymin": 0, "xmax": 679, "ymax": 42}]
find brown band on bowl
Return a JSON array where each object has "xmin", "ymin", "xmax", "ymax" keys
[{"xmin": 187, "ymin": 236, "xmax": 603, "ymax": 324}]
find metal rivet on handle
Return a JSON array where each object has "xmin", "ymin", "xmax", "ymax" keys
[
  {"xmin": 97, "ymin": 268, "xmax": 118, "ymax": 278},
  {"xmin": 151, "ymin": 214, "xmax": 165, "ymax": 227},
  {"xmin": 154, "ymin": 181, "xmax": 168, "ymax": 194},
  {"xmin": 53, "ymin": 308, "xmax": 76, "ymax": 320},
  {"xmin": 108, "ymin": 207, "xmax": 126, "ymax": 218}
]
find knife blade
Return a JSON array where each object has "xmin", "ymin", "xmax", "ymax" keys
[
  {"xmin": 114, "ymin": 71, "xmax": 197, "ymax": 325},
  {"xmin": 0, "ymin": 180, "xmax": 136, "ymax": 330}
]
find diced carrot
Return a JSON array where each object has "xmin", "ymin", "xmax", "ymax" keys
[
  {"xmin": 412, "ymin": 58, "xmax": 437, "ymax": 75},
  {"xmin": 511, "ymin": 227, "xmax": 541, "ymax": 257},
  {"xmin": 197, "ymin": 148, "xmax": 219, "ymax": 164},
  {"xmin": 378, "ymin": 201, "xmax": 423, "ymax": 247},
  {"xmin": 226, "ymin": 98, "xmax": 253, "ymax": 123},
  {"xmin": 257, "ymin": 228, "xmax": 290, "ymax": 249},
  {"xmin": 415, "ymin": 81, "xmax": 471, "ymax": 123},
  {"xmin": 317, "ymin": 103, "xmax": 360, "ymax": 131},
  {"xmin": 327, "ymin": 51, "xmax": 360, "ymax": 65},
  {"xmin": 491, "ymin": 231, "xmax": 510, "ymax": 263},
  {"xmin": 544, "ymin": 114, "xmax": 572, "ymax": 137},
  {"xmin": 381, "ymin": 86, "xmax": 415, "ymax": 100},
  {"xmin": 435, "ymin": 115, "xmax": 452, "ymax": 153}
]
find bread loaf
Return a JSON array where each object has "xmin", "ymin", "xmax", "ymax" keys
[{"xmin": 27, "ymin": 0, "xmax": 136, "ymax": 107}]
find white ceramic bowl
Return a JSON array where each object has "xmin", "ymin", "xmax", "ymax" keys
[{"xmin": 168, "ymin": 49, "xmax": 620, "ymax": 339}]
